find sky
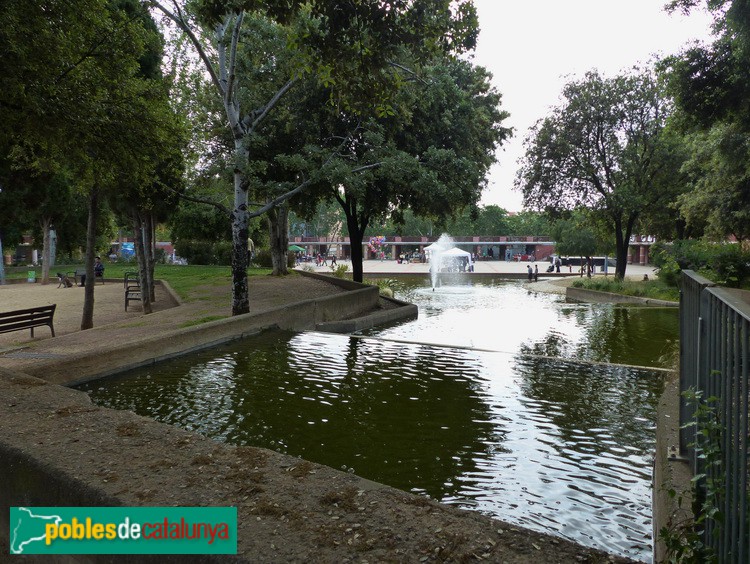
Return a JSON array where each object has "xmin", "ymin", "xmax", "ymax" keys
[{"xmin": 470, "ymin": 0, "xmax": 716, "ymax": 212}]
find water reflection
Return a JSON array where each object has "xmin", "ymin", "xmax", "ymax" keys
[
  {"xmin": 77, "ymin": 279, "xmax": 677, "ymax": 561},
  {"xmin": 381, "ymin": 279, "xmax": 678, "ymax": 368},
  {"xmin": 578, "ymin": 306, "xmax": 678, "ymax": 367}
]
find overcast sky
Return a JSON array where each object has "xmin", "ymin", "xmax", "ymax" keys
[{"xmin": 470, "ymin": 0, "xmax": 716, "ymax": 212}]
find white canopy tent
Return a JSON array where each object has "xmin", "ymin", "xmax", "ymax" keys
[
  {"xmin": 442, "ymin": 247, "xmax": 473, "ymax": 264},
  {"xmin": 438, "ymin": 247, "xmax": 473, "ymax": 272}
]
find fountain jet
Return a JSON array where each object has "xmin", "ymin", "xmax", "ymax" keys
[{"xmin": 427, "ymin": 233, "xmax": 455, "ymax": 290}]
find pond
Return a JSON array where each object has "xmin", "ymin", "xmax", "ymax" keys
[{"xmin": 76, "ymin": 278, "xmax": 678, "ymax": 561}]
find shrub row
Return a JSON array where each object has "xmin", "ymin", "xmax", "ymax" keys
[
  {"xmin": 252, "ymin": 249, "xmax": 296, "ymax": 269},
  {"xmin": 650, "ymin": 240, "xmax": 750, "ymax": 288},
  {"xmin": 175, "ymin": 241, "xmax": 297, "ymax": 269}
]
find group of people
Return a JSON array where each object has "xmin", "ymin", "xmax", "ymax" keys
[
  {"xmin": 527, "ymin": 264, "xmax": 539, "ymax": 283},
  {"xmin": 315, "ymin": 254, "xmax": 337, "ymax": 267},
  {"xmin": 59, "ymin": 256, "xmax": 104, "ymax": 288},
  {"xmin": 294, "ymin": 252, "xmax": 341, "ymax": 267}
]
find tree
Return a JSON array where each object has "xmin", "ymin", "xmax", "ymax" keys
[
  {"xmin": 473, "ymin": 205, "xmax": 510, "ymax": 236},
  {"xmin": 504, "ymin": 211, "xmax": 551, "ymax": 237},
  {"xmin": 0, "ymin": 0, "xmax": 176, "ymax": 327},
  {"xmin": 301, "ymin": 56, "xmax": 510, "ymax": 282},
  {"xmin": 71, "ymin": 1, "xmax": 181, "ymax": 327},
  {"xmin": 661, "ymin": 0, "xmax": 750, "ymax": 241},
  {"xmin": 674, "ymin": 124, "xmax": 750, "ymax": 241},
  {"xmin": 151, "ymin": 0, "xmax": 479, "ymax": 311},
  {"xmin": 551, "ymin": 212, "xmax": 610, "ymax": 276},
  {"xmin": 516, "ymin": 68, "xmax": 681, "ymax": 279},
  {"xmin": 379, "ymin": 204, "xmax": 511, "ymax": 237}
]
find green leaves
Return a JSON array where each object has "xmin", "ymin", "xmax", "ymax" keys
[{"xmin": 516, "ymin": 67, "xmax": 681, "ymax": 278}]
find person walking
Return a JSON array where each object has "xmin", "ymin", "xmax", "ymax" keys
[{"xmin": 527, "ymin": 264, "xmax": 533, "ymax": 282}]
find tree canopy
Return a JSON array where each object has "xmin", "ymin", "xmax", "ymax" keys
[
  {"xmin": 661, "ymin": 0, "xmax": 750, "ymax": 241},
  {"xmin": 516, "ymin": 68, "xmax": 682, "ymax": 279},
  {"xmin": 153, "ymin": 0, "xmax": 485, "ymax": 310},
  {"xmin": 289, "ymin": 54, "xmax": 510, "ymax": 281}
]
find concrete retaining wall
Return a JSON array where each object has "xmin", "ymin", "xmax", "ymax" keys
[
  {"xmin": 566, "ymin": 287, "xmax": 678, "ymax": 307},
  {"xmin": 652, "ymin": 374, "xmax": 694, "ymax": 562},
  {"xmin": 316, "ymin": 296, "xmax": 418, "ymax": 333},
  {"xmin": 0, "ymin": 371, "xmax": 246, "ymax": 562},
  {"xmin": 296, "ymin": 271, "xmax": 417, "ymax": 333},
  {"xmin": 39, "ymin": 282, "xmax": 380, "ymax": 386}
]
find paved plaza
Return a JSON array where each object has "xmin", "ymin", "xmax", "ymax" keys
[{"xmin": 302, "ymin": 256, "xmax": 658, "ymax": 278}]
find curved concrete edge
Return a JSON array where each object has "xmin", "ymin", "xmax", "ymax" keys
[
  {"xmin": 316, "ymin": 298, "xmax": 418, "ymax": 333},
  {"xmin": 296, "ymin": 268, "xmax": 371, "ymax": 290},
  {"xmin": 156, "ymin": 278, "xmax": 182, "ymax": 306},
  {"xmin": 294, "ymin": 272, "xmax": 419, "ymax": 333},
  {"xmin": 29, "ymin": 283, "xmax": 380, "ymax": 386},
  {"xmin": 566, "ymin": 286, "xmax": 678, "ymax": 307},
  {"xmin": 652, "ymin": 373, "xmax": 694, "ymax": 562}
]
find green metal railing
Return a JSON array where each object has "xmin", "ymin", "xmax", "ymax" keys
[{"xmin": 680, "ymin": 271, "xmax": 750, "ymax": 562}]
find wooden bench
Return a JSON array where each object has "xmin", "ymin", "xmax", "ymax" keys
[
  {"xmin": 68, "ymin": 269, "xmax": 104, "ymax": 286},
  {"xmin": 0, "ymin": 304, "xmax": 56, "ymax": 338},
  {"xmin": 124, "ymin": 271, "xmax": 141, "ymax": 311}
]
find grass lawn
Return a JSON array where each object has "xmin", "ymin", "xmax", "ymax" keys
[
  {"xmin": 571, "ymin": 276, "xmax": 680, "ymax": 302},
  {"xmin": 3, "ymin": 264, "xmax": 273, "ymax": 300}
]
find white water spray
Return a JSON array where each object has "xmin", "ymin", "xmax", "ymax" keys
[{"xmin": 428, "ymin": 233, "xmax": 455, "ymax": 290}]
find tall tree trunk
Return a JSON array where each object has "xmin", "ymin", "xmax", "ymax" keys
[
  {"xmin": 337, "ymin": 192, "xmax": 369, "ymax": 283},
  {"xmin": 0, "ymin": 236, "xmax": 5, "ymax": 285},
  {"xmin": 40, "ymin": 217, "xmax": 52, "ymax": 285},
  {"xmin": 613, "ymin": 214, "xmax": 637, "ymax": 280},
  {"xmin": 345, "ymin": 212, "xmax": 368, "ymax": 283},
  {"xmin": 267, "ymin": 202, "xmax": 289, "ymax": 276},
  {"xmin": 231, "ymin": 150, "xmax": 250, "ymax": 315},
  {"xmin": 131, "ymin": 211, "xmax": 153, "ymax": 314},
  {"xmin": 144, "ymin": 212, "xmax": 156, "ymax": 303},
  {"xmin": 81, "ymin": 188, "xmax": 99, "ymax": 330}
]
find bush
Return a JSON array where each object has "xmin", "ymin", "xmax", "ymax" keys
[
  {"xmin": 330, "ymin": 263, "xmax": 349, "ymax": 278},
  {"xmin": 252, "ymin": 249, "xmax": 296, "ymax": 269},
  {"xmin": 709, "ymin": 244, "xmax": 750, "ymax": 287},
  {"xmin": 651, "ymin": 240, "xmax": 750, "ymax": 288},
  {"xmin": 254, "ymin": 249, "xmax": 272, "ymax": 268},
  {"xmin": 154, "ymin": 248, "xmax": 167, "ymax": 264},
  {"xmin": 571, "ymin": 277, "xmax": 679, "ymax": 301},
  {"xmin": 365, "ymin": 277, "xmax": 397, "ymax": 298},
  {"xmin": 174, "ymin": 240, "xmax": 232, "ymax": 266}
]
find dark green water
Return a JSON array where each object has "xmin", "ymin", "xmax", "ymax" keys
[{"xmin": 77, "ymin": 279, "xmax": 677, "ymax": 561}]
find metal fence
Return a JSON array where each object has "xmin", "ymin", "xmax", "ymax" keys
[{"xmin": 680, "ymin": 270, "xmax": 750, "ymax": 563}]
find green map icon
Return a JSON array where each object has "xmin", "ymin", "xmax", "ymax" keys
[
  {"xmin": 8, "ymin": 506, "xmax": 237, "ymax": 554},
  {"xmin": 10, "ymin": 507, "xmax": 63, "ymax": 554}
]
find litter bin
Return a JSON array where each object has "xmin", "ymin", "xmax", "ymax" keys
[{"xmin": 27, "ymin": 270, "xmax": 36, "ymax": 283}]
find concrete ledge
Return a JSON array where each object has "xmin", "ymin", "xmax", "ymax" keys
[
  {"xmin": 25, "ymin": 282, "xmax": 380, "ymax": 386},
  {"xmin": 652, "ymin": 373, "xmax": 694, "ymax": 562},
  {"xmin": 295, "ymin": 271, "xmax": 418, "ymax": 333},
  {"xmin": 566, "ymin": 287, "xmax": 678, "ymax": 307},
  {"xmin": 296, "ymin": 268, "xmax": 373, "ymax": 290},
  {"xmin": 316, "ymin": 296, "xmax": 418, "ymax": 333},
  {"xmin": 156, "ymin": 278, "xmax": 182, "ymax": 306}
]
